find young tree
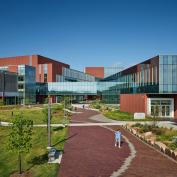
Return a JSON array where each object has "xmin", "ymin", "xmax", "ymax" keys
[{"xmin": 8, "ymin": 114, "xmax": 33, "ymax": 174}]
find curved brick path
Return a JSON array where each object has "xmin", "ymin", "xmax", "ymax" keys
[
  {"xmin": 58, "ymin": 109, "xmax": 177, "ymax": 177},
  {"xmin": 111, "ymin": 126, "xmax": 177, "ymax": 177},
  {"xmin": 58, "ymin": 109, "xmax": 130, "ymax": 177}
]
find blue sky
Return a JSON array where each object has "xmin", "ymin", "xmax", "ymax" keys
[{"xmin": 0, "ymin": 0, "xmax": 177, "ymax": 71}]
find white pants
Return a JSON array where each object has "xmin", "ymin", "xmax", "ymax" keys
[{"xmin": 115, "ymin": 139, "xmax": 121, "ymax": 148}]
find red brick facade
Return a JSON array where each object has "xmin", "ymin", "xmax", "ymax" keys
[
  {"xmin": 120, "ymin": 94, "xmax": 148, "ymax": 114},
  {"xmin": 0, "ymin": 55, "xmax": 70, "ymax": 82},
  {"xmin": 120, "ymin": 93, "xmax": 177, "ymax": 119}
]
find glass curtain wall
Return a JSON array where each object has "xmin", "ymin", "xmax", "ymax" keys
[
  {"xmin": 62, "ymin": 68, "xmax": 95, "ymax": 82},
  {"xmin": 104, "ymin": 67, "xmax": 124, "ymax": 78},
  {"xmin": 45, "ymin": 82, "xmax": 124, "ymax": 104},
  {"xmin": 159, "ymin": 55, "xmax": 177, "ymax": 93},
  {"xmin": 18, "ymin": 65, "xmax": 36, "ymax": 104}
]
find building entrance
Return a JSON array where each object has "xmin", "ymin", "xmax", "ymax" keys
[{"xmin": 149, "ymin": 99, "xmax": 173, "ymax": 118}]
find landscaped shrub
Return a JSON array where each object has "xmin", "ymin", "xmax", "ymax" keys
[
  {"xmin": 168, "ymin": 143, "xmax": 177, "ymax": 150},
  {"xmin": 139, "ymin": 124, "xmax": 153, "ymax": 133},
  {"xmin": 131, "ymin": 123, "xmax": 177, "ymax": 150},
  {"xmin": 151, "ymin": 127, "xmax": 164, "ymax": 135},
  {"xmin": 132, "ymin": 123, "xmax": 143, "ymax": 128},
  {"xmin": 90, "ymin": 100, "xmax": 103, "ymax": 109},
  {"xmin": 94, "ymin": 104, "xmax": 101, "ymax": 109}
]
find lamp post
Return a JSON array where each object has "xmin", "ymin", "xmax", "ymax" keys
[{"xmin": 47, "ymin": 95, "xmax": 51, "ymax": 148}]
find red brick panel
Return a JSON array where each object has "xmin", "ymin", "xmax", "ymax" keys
[
  {"xmin": 0, "ymin": 55, "xmax": 70, "ymax": 82},
  {"xmin": 8, "ymin": 65, "xmax": 18, "ymax": 73},
  {"xmin": 85, "ymin": 67, "xmax": 104, "ymax": 78},
  {"xmin": 48, "ymin": 63, "xmax": 53, "ymax": 82},
  {"xmin": 120, "ymin": 94, "xmax": 147, "ymax": 114},
  {"xmin": 37, "ymin": 55, "xmax": 70, "ymax": 82},
  {"xmin": 0, "ymin": 56, "xmax": 30, "ymax": 66}
]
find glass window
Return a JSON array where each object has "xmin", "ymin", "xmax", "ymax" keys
[
  {"xmin": 159, "ymin": 65, "xmax": 163, "ymax": 85},
  {"xmin": 161, "ymin": 100, "xmax": 171, "ymax": 105},
  {"xmin": 168, "ymin": 84, "xmax": 172, "ymax": 92},
  {"xmin": 159, "ymin": 56, "xmax": 163, "ymax": 64},
  {"xmin": 172, "ymin": 65, "xmax": 177, "ymax": 84},
  {"xmin": 18, "ymin": 76, "xmax": 24, "ymax": 81},
  {"xmin": 43, "ymin": 64, "xmax": 48, "ymax": 74},
  {"xmin": 173, "ymin": 85, "xmax": 177, "ymax": 92},
  {"xmin": 18, "ymin": 84, "xmax": 24, "ymax": 89},
  {"xmin": 172, "ymin": 56, "xmax": 177, "ymax": 64},
  {"xmin": 163, "ymin": 85, "xmax": 168, "ymax": 92},
  {"xmin": 168, "ymin": 55, "xmax": 172, "ymax": 64},
  {"xmin": 151, "ymin": 100, "xmax": 160, "ymax": 105},
  {"xmin": 163, "ymin": 55, "xmax": 168, "ymax": 64},
  {"xmin": 44, "ymin": 74, "xmax": 47, "ymax": 82},
  {"xmin": 163, "ymin": 65, "xmax": 168, "ymax": 84},
  {"xmin": 167, "ymin": 65, "xmax": 172, "ymax": 85},
  {"xmin": 153, "ymin": 66, "xmax": 158, "ymax": 84}
]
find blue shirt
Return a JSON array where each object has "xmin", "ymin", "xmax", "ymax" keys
[{"xmin": 115, "ymin": 131, "xmax": 121, "ymax": 140}]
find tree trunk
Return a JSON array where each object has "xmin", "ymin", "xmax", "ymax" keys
[{"xmin": 18, "ymin": 152, "xmax": 22, "ymax": 174}]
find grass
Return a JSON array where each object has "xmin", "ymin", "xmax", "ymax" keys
[
  {"xmin": 104, "ymin": 110, "xmax": 168, "ymax": 121},
  {"xmin": 0, "ymin": 104, "xmax": 65, "ymax": 124},
  {"xmin": 104, "ymin": 110, "xmax": 134, "ymax": 121},
  {"xmin": 0, "ymin": 104, "xmax": 69, "ymax": 176},
  {"xmin": 0, "ymin": 126, "xmax": 68, "ymax": 177}
]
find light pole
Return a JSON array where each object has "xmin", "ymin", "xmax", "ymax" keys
[{"xmin": 48, "ymin": 95, "xmax": 51, "ymax": 148}]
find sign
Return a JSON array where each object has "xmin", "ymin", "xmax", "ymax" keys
[{"xmin": 134, "ymin": 113, "xmax": 145, "ymax": 119}]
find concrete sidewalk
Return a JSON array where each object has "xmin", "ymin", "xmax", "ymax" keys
[{"xmin": 89, "ymin": 113, "xmax": 177, "ymax": 130}]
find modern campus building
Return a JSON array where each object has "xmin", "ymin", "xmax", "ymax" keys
[
  {"xmin": 103, "ymin": 55, "xmax": 177, "ymax": 118},
  {"xmin": 0, "ymin": 55, "xmax": 95, "ymax": 104},
  {"xmin": 0, "ymin": 54, "xmax": 177, "ymax": 118}
]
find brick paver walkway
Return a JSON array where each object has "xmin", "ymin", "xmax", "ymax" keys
[
  {"xmin": 59, "ymin": 109, "xmax": 130, "ymax": 177},
  {"xmin": 111, "ymin": 126, "xmax": 177, "ymax": 177},
  {"xmin": 58, "ymin": 109, "xmax": 177, "ymax": 177}
]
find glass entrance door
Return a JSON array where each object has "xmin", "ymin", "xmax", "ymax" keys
[
  {"xmin": 150, "ymin": 99, "xmax": 173, "ymax": 117},
  {"xmin": 162, "ymin": 106, "xmax": 166, "ymax": 117},
  {"xmin": 161, "ymin": 105, "xmax": 170, "ymax": 117},
  {"xmin": 166, "ymin": 106, "xmax": 170, "ymax": 116}
]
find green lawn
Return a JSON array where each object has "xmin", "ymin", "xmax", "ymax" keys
[
  {"xmin": 104, "ymin": 110, "xmax": 134, "ymax": 121},
  {"xmin": 0, "ymin": 126, "xmax": 68, "ymax": 177},
  {"xmin": 104, "ymin": 110, "xmax": 165, "ymax": 121},
  {"xmin": 0, "ymin": 104, "xmax": 66, "ymax": 124},
  {"xmin": 0, "ymin": 104, "xmax": 69, "ymax": 176}
]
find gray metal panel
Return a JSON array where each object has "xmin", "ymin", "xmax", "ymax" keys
[{"xmin": 29, "ymin": 56, "xmax": 32, "ymax": 66}]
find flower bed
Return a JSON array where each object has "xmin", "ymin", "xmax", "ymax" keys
[{"xmin": 124, "ymin": 123, "xmax": 177, "ymax": 161}]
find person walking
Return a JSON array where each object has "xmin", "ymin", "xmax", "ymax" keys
[{"xmin": 115, "ymin": 129, "xmax": 121, "ymax": 148}]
